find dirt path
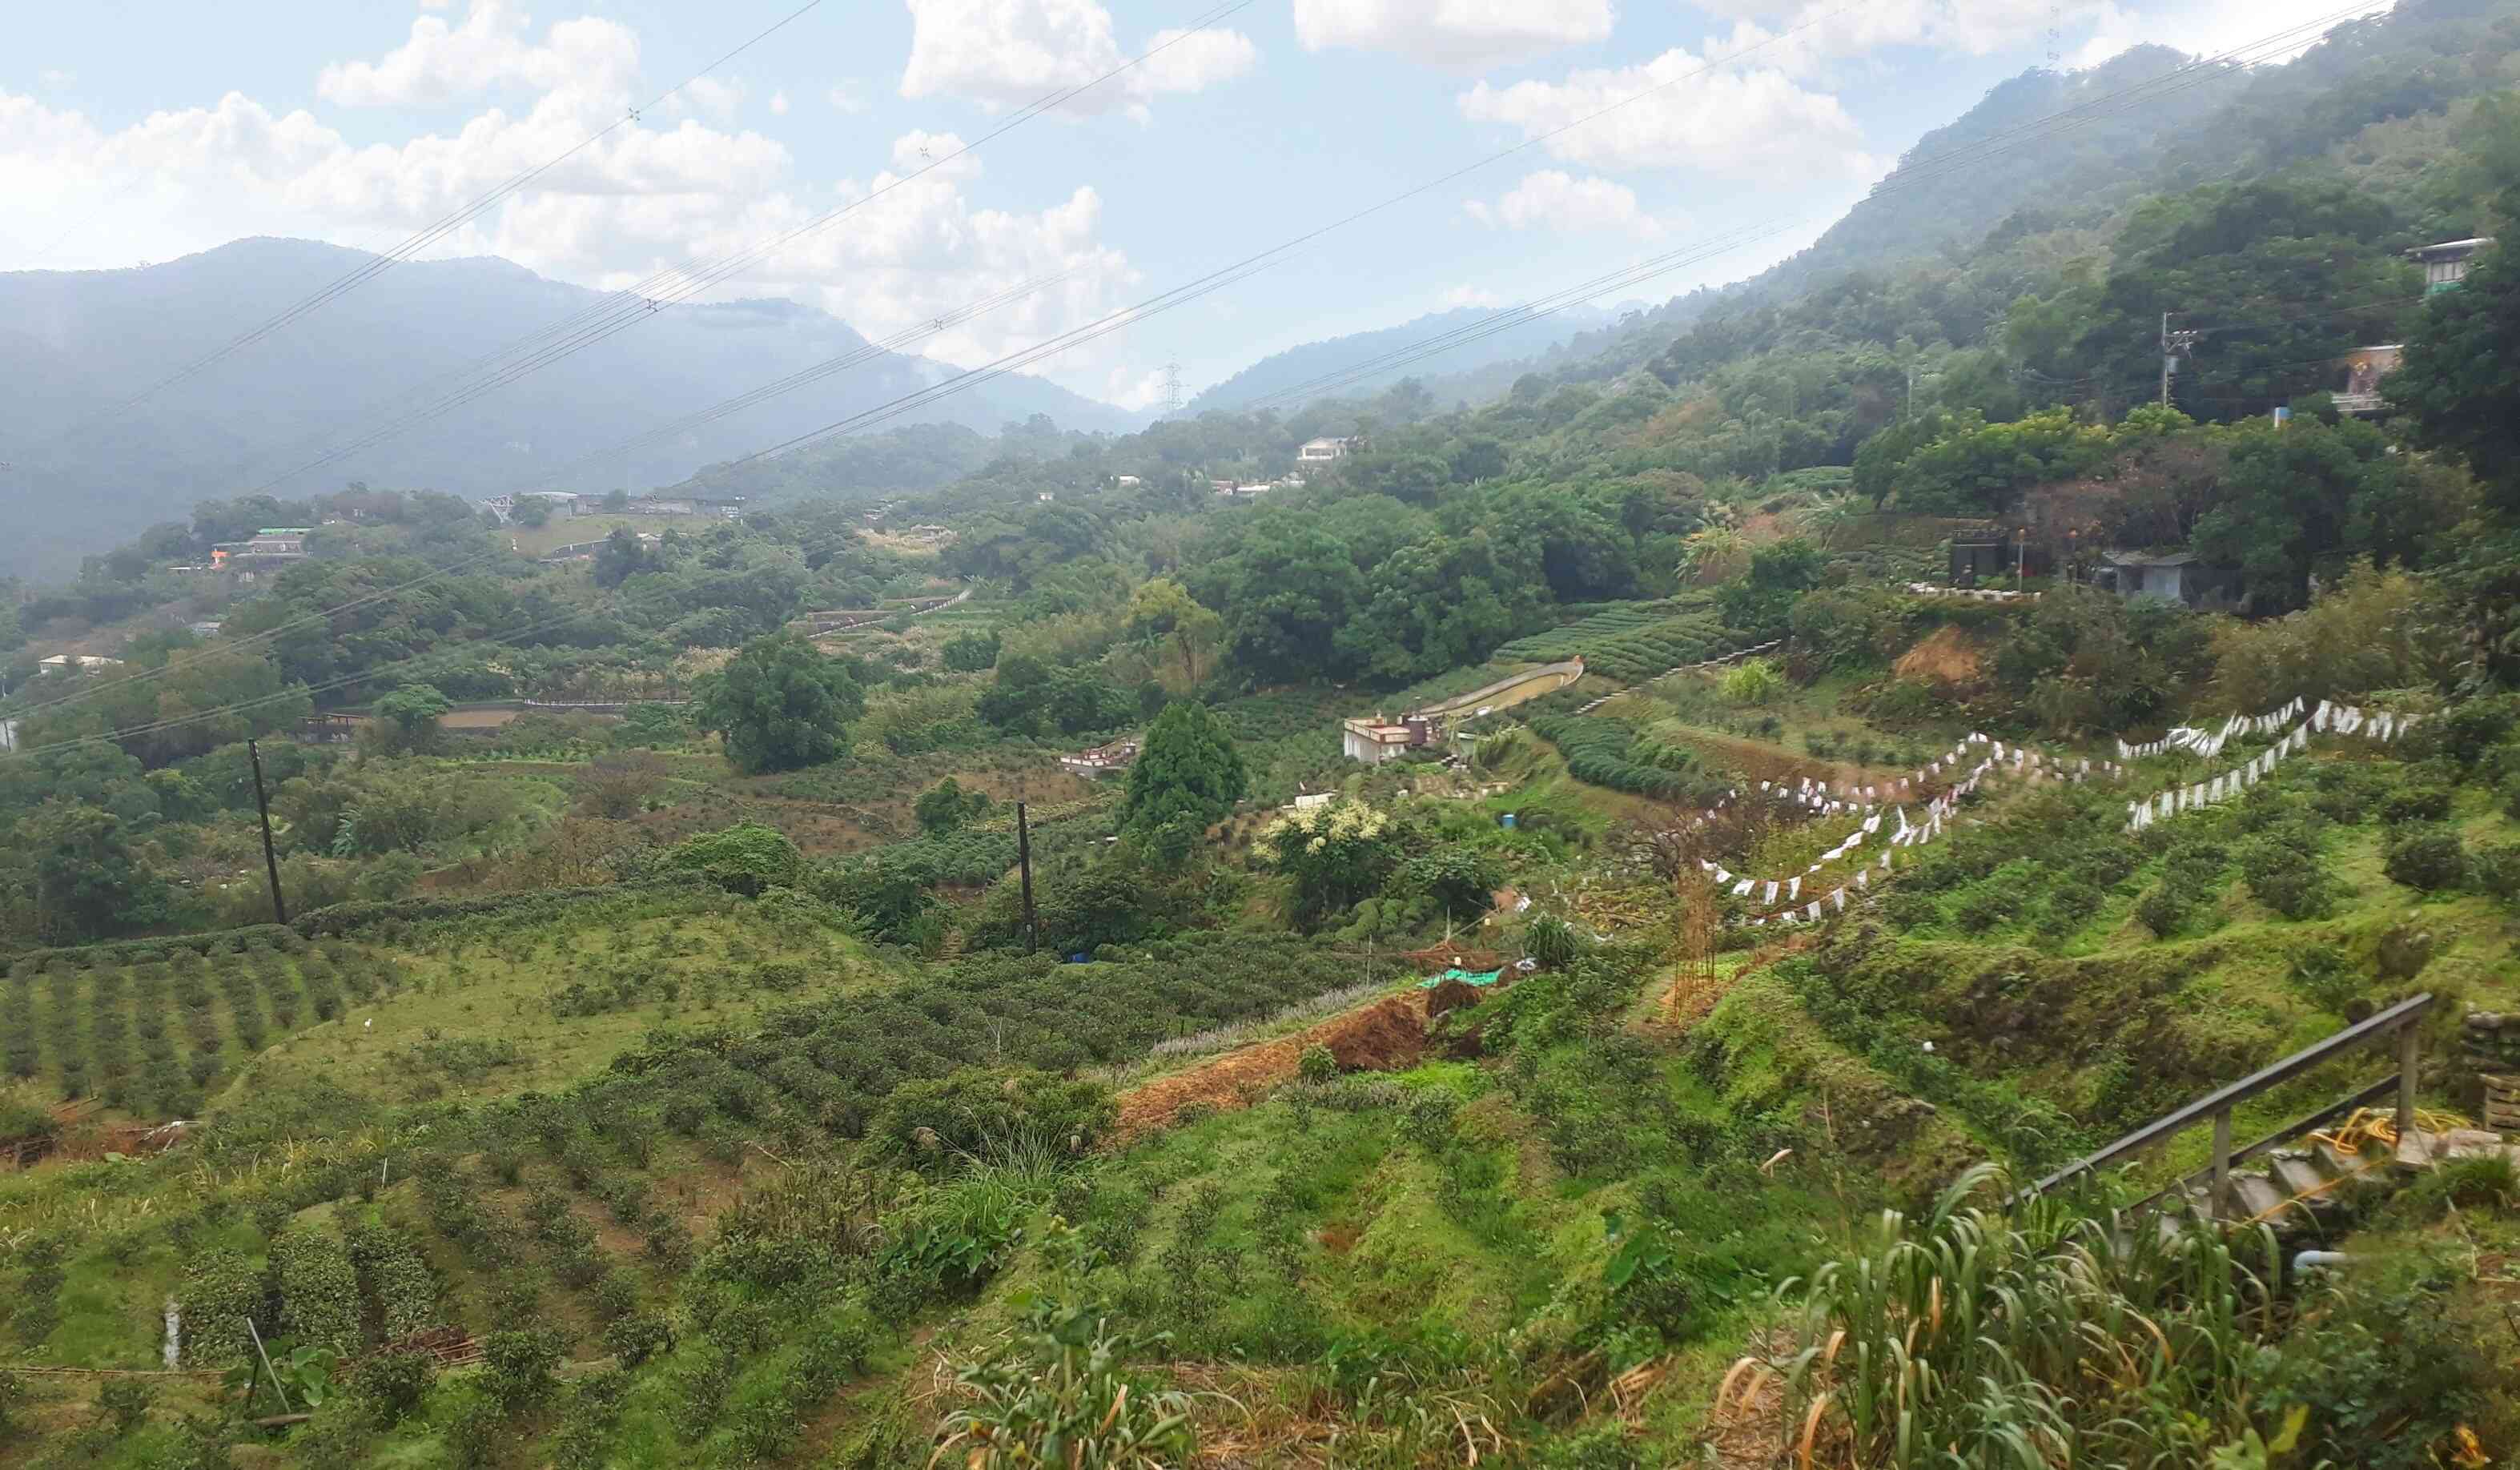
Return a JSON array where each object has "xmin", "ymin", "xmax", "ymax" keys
[{"xmin": 1111, "ymin": 991, "xmax": 1437, "ymax": 1143}]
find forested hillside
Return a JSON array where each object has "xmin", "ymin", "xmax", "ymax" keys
[{"xmin": 6, "ymin": 3, "xmax": 2520, "ymax": 1465}]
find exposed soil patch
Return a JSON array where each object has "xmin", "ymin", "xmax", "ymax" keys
[
  {"xmin": 1112, "ymin": 992, "xmax": 1434, "ymax": 1142},
  {"xmin": 1892, "ymin": 624, "xmax": 1986, "ymax": 688}
]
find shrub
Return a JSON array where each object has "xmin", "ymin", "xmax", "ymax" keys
[
  {"xmin": 2383, "ymin": 827, "xmax": 2467, "ymax": 892},
  {"xmin": 866, "ymin": 1067, "xmax": 1115, "ymax": 1176},
  {"xmin": 602, "ymin": 1314, "xmax": 673, "ymax": 1368},
  {"xmin": 352, "ymin": 1350, "xmax": 435, "ymax": 1424},
  {"xmin": 1297, "ymin": 1044, "xmax": 1338, "ymax": 1085},
  {"xmin": 2472, "ymin": 841, "xmax": 2520, "ymax": 901},
  {"xmin": 2286, "ymin": 949, "xmax": 2364, "ymax": 1014},
  {"xmin": 664, "ymin": 823, "xmax": 806, "ymax": 897},
  {"xmin": 271, "ymin": 1227, "xmax": 362, "ymax": 1358},
  {"xmin": 2134, "ymin": 885, "xmax": 2187, "ymax": 936},
  {"xmin": 480, "ymin": 1330, "xmax": 562, "ymax": 1415},
  {"xmin": 2379, "ymin": 784, "xmax": 2454, "ymax": 824},
  {"xmin": 179, "ymin": 1250, "xmax": 265, "ymax": 1368},
  {"xmin": 99, "ymin": 1377, "xmax": 155, "ymax": 1436},
  {"xmin": 1719, "ymin": 658, "xmax": 1783, "ymax": 705},
  {"xmin": 2238, "ymin": 838, "xmax": 2336, "ymax": 920}
]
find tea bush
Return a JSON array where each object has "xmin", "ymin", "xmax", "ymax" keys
[{"xmin": 2384, "ymin": 826, "xmax": 2468, "ymax": 891}]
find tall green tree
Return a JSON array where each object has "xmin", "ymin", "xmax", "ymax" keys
[
  {"xmin": 1122, "ymin": 701, "xmax": 1248, "ymax": 841},
  {"xmin": 1125, "ymin": 577, "xmax": 1225, "ymax": 691},
  {"xmin": 24, "ymin": 801, "xmax": 169, "ymax": 942},
  {"xmin": 371, "ymin": 684, "xmax": 453, "ymax": 755},
  {"xmin": 593, "ymin": 527, "xmax": 653, "ymax": 588},
  {"xmin": 2191, "ymin": 418, "xmax": 2465, "ymax": 612},
  {"xmin": 2393, "ymin": 101, "xmax": 2520, "ymax": 511},
  {"xmin": 694, "ymin": 633, "xmax": 863, "ymax": 774}
]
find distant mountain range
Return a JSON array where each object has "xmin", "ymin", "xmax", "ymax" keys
[
  {"xmin": 0, "ymin": 238, "xmax": 1140, "ymax": 577},
  {"xmin": 1186, "ymin": 303, "xmax": 1621, "ymax": 413}
]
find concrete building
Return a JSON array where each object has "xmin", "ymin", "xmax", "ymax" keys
[
  {"xmin": 1342, "ymin": 716, "xmax": 1428, "ymax": 765},
  {"xmin": 2332, "ymin": 343, "xmax": 2404, "ymax": 415},
  {"xmin": 2413, "ymin": 236, "xmax": 2494, "ymax": 294},
  {"xmin": 1299, "ymin": 436, "xmax": 1353, "ymax": 463},
  {"xmin": 2101, "ymin": 551, "xmax": 2241, "ymax": 607}
]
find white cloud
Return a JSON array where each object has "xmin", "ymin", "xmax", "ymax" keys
[
  {"xmin": 828, "ymin": 78, "xmax": 872, "ymax": 113},
  {"xmin": 1458, "ymin": 49, "xmax": 1876, "ymax": 180},
  {"xmin": 317, "ymin": 1, "xmax": 639, "ymax": 110},
  {"xmin": 1103, "ymin": 365, "xmax": 1174, "ymax": 411},
  {"xmin": 898, "ymin": 0, "xmax": 1257, "ymax": 120},
  {"xmin": 2069, "ymin": 0, "xmax": 2329, "ymax": 69},
  {"xmin": 38, "ymin": 68, "xmax": 74, "ymax": 90},
  {"xmin": 0, "ymin": 6, "xmax": 1150, "ymax": 396},
  {"xmin": 769, "ymin": 89, "xmax": 790, "ymax": 115},
  {"xmin": 1292, "ymin": 0, "xmax": 1614, "ymax": 70},
  {"xmin": 890, "ymin": 128, "xmax": 981, "ymax": 179},
  {"xmin": 1440, "ymin": 284, "xmax": 1504, "ymax": 308},
  {"xmin": 673, "ymin": 75, "xmax": 747, "ymax": 122},
  {"xmin": 1465, "ymin": 169, "xmax": 1663, "ymax": 235},
  {"xmin": 1682, "ymin": 0, "xmax": 2292, "ymax": 78}
]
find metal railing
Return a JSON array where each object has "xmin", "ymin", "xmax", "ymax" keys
[{"xmin": 2022, "ymin": 991, "xmax": 2434, "ymax": 1215}]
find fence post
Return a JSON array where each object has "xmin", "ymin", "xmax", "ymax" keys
[
  {"xmin": 2209, "ymin": 1107, "xmax": 2233, "ymax": 1218},
  {"xmin": 2397, "ymin": 1019, "xmax": 2422, "ymax": 1146}
]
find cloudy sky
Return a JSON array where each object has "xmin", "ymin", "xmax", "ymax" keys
[{"xmin": 3, "ymin": 0, "xmax": 2313, "ymax": 417}]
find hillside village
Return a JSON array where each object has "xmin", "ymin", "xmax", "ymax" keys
[{"xmin": 6, "ymin": 2, "xmax": 2520, "ymax": 1466}]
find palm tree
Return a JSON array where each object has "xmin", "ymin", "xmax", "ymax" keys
[
  {"xmin": 1679, "ymin": 525, "xmax": 1749, "ymax": 584},
  {"xmin": 1792, "ymin": 492, "xmax": 1865, "ymax": 551}
]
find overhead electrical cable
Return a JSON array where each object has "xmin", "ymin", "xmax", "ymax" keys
[
  {"xmin": 9, "ymin": 6, "xmax": 2384, "ymax": 755},
  {"xmin": 38, "ymin": 0, "xmax": 834, "ymax": 448},
  {"xmin": 221, "ymin": 1, "xmax": 1262, "ymax": 496},
  {"xmin": 1210, "ymin": 6, "xmax": 2379, "ymax": 415}
]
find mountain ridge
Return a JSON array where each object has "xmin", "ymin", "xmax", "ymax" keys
[{"xmin": 0, "ymin": 238, "xmax": 1139, "ymax": 577}]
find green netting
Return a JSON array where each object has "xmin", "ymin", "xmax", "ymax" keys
[{"xmin": 1417, "ymin": 968, "xmax": 1502, "ymax": 989}]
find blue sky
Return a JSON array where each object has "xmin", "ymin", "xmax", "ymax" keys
[{"xmin": 2, "ymin": 0, "xmax": 2309, "ymax": 416}]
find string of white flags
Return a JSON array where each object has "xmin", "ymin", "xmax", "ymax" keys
[
  {"xmin": 2124, "ymin": 698, "xmax": 2422, "ymax": 831},
  {"xmin": 1728, "ymin": 697, "xmax": 2427, "ymax": 926},
  {"xmin": 2116, "ymin": 696, "xmax": 2309, "ymax": 761},
  {"xmin": 1729, "ymin": 748, "xmax": 2030, "ymax": 926}
]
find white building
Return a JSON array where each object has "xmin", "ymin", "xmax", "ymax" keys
[
  {"xmin": 1342, "ymin": 716, "xmax": 1426, "ymax": 765},
  {"xmin": 1299, "ymin": 436, "xmax": 1354, "ymax": 463}
]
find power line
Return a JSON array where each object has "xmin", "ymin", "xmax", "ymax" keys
[
  {"xmin": 218, "ymin": 1, "xmax": 1262, "ymax": 499},
  {"xmin": 35, "ymin": 0, "xmax": 834, "ymax": 450},
  {"xmin": 1233, "ymin": 10, "xmax": 2369, "ymax": 416},
  {"xmin": 2, "ymin": 270, "xmax": 1090, "ymax": 732},
  {"xmin": 8, "ymin": 6, "xmax": 2382, "ymax": 754},
  {"xmin": 2, "ymin": 6, "xmax": 1258, "ymax": 731}
]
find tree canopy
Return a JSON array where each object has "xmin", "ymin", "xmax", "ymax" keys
[
  {"xmin": 693, "ymin": 634, "xmax": 864, "ymax": 775},
  {"xmin": 1121, "ymin": 701, "xmax": 1248, "ymax": 844}
]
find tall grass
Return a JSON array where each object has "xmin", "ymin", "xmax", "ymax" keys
[{"xmin": 1731, "ymin": 1163, "xmax": 2280, "ymax": 1468}]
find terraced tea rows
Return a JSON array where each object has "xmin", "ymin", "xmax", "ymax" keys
[{"xmin": 2, "ymin": 938, "xmax": 400, "ymax": 1116}]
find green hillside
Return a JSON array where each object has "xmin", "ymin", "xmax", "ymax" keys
[{"xmin": 9, "ymin": 3, "xmax": 2520, "ymax": 1464}]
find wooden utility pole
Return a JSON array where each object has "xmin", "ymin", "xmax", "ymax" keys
[
  {"xmin": 247, "ymin": 739, "xmax": 287, "ymax": 925},
  {"xmin": 1015, "ymin": 801, "xmax": 1037, "ymax": 956}
]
